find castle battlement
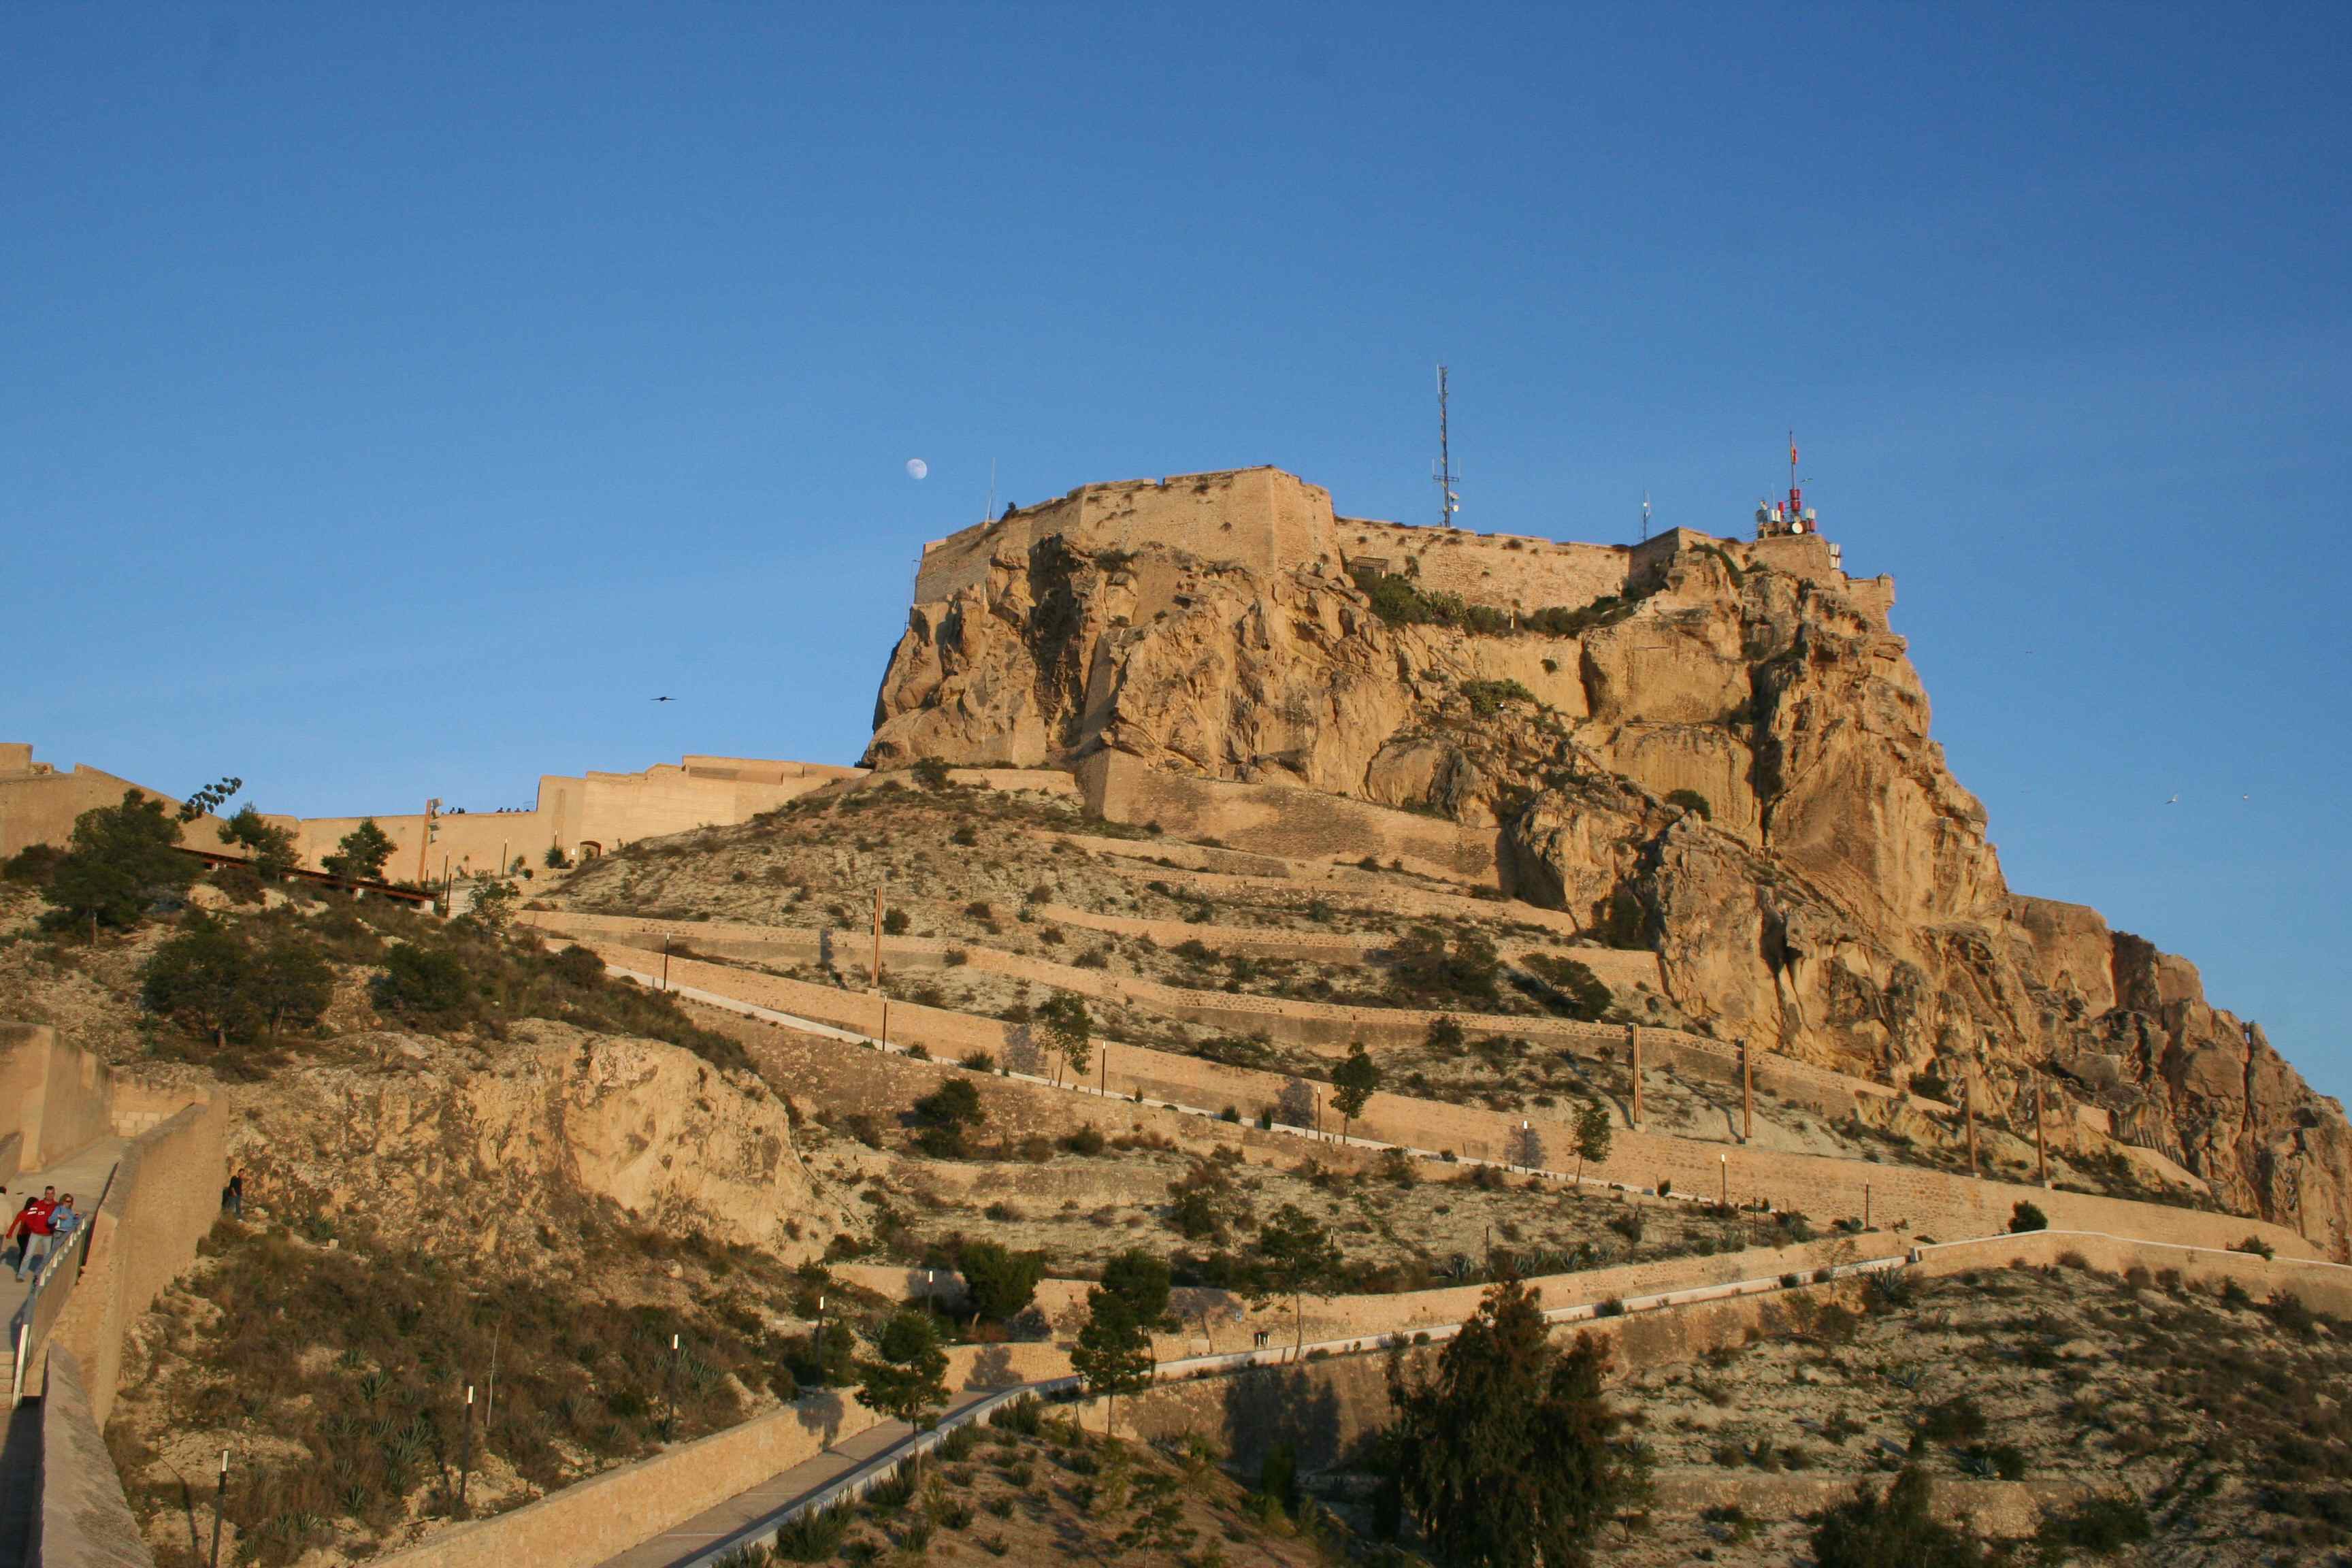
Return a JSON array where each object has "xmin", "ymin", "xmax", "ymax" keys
[{"xmin": 913, "ymin": 466, "xmax": 1892, "ymax": 621}]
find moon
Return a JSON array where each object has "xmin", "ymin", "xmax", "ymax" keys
[{"xmin": 906, "ymin": 459, "xmax": 928, "ymax": 481}]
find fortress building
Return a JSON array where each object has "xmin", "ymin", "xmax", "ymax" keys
[{"xmin": 915, "ymin": 463, "xmax": 1889, "ymax": 621}]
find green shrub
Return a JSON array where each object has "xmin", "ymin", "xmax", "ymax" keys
[
  {"xmin": 1459, "ymin": 679, "xmax": 1537, "ymax": 717},
  {"xmin": 2034, "ymin": 1493, "xmax": 2152, "ymax": 1556},
  {"xmin": 1521, "ymin": 953, "xmax": 1612, "ymax": 1021},
  {"xmin": 2008, "ymin": 1201, "xmax": 2048, "ymax": 1234},
  {"xmin": 1812, "ymin": 1466, "xmax": 1986, "ymax": 1568},
  {"xmin": 1664, "ymin": 788, "xmax": 1712, "ymax": 819},
  {"xmin": 372, "ymin": 942, "xmax": 471, "ymax": 1019}
]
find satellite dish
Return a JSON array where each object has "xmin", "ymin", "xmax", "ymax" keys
[{"xmin": 1790, "ymin": 519, "xmax": 1806, "ymax": 534}]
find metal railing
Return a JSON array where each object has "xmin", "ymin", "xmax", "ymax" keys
[{"xmin": 8, "ymin": 1166, "xmax": 116, "ymax": 1407}]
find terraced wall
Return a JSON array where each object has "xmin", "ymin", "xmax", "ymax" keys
[{"xmin": 619, "ymin": 946, "xmax": 2321, "ymax": 1262}]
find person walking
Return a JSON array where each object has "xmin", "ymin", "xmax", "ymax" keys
[
  {"xmin": 1, "ymin": 1194, "xmax": 32, "ymax": 1273},
  {"xmin": 43, "ymin": 1194, "xmax": 80, "ymax": 1271},
  {"xmin": 223, "ymin": 1169, "xmax": 246, "ymax": 1219},
  {"xmin": 14, "ymin": 1186, "xmax": 57, "ymax": 1281}
]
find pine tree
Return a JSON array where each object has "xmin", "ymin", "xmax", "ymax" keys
[
  {"xmin": 1331, "ymin": 1043, "xmax": 1382, "ymax": 1144},
  {"xmin": 323, "ymin": 818, "xmax": 398, "ymax": 885},
  {"xmin": 1573, "ymin": 1099, "xmax": 1614, "ymax": 1185},
  {"xmin": 855, "ymin": 1310, "xmax": 949, "ymax": 1430},
  {"xmin": 1387, "ymin": 1276, "xmax": 1650, "ymax": 1567},
  {"xmin": 43, "ymin": 790, "xmax": 193, "ymax": 933},
  {"xmin": 1071, "ymin": 1288, "xmax": 1155, "ymax": 1434},
  {"xmin": 1247, "ymin": 1204, "xmax": 1343, "ymax": 1361}
]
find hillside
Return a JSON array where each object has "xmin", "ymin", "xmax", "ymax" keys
[{"xmin": 858, "ymin": 468, "xmax": 2351, "ymax": 1258}]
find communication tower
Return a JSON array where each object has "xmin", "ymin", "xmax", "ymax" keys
[
  {"xmin": 1754, "ymin": 433, "xmax": 1842, "ymax": 568},
  {"xmin": 1433, "ymin": 365, "xmax": 1460, "ymax": 528}
]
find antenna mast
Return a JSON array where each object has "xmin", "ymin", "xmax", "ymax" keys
[
  {"xmin": 1640, "ymin": 491, "xmax": 1652, "ymax": 543},
  {"xmin": 985, "ymin": 458, "xmax": 996, "ymax": 523},
  {"xmin": 1433, "ymin": 364, "xmax": 1458, "ymax": 528}
]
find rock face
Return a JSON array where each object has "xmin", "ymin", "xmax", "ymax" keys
[
  {"xmin": 233, "ymin": 1021, "xmax": 845, "ymax": 1262},
  {"xmin": 866, "ymin": 469, "xmax": 2352, "ymax": 1256}
]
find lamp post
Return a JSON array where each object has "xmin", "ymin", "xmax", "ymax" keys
[
  {"xmin": 208, "ymin": 1448, "xmax": 228, "ymax": 1568},
  {"xmin": 1719, "ymin": 1152, "xmax": 1728, "ymax": 1210},
  {"xmin": 457, "ymin": 1386, "xmax": 474, "ymax": 1515}
]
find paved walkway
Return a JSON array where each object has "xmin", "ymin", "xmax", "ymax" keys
[
  {"xmin": 595, "ymin": 1388, "xmax": 1000, "ymax": 1568},
  {"xmin": 0, "ymin": 1136, "xmax": 127, "ymax": 1568}
]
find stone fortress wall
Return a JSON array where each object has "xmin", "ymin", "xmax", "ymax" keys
[
  {"xmin": 0, "ymin": 743, "xmax": 864, "ymax": 883},
  {"xmin": 911, "ymin": 466, "xmax": 1897, "ymax": 623}
]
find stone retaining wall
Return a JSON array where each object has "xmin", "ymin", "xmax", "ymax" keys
[
  {"xmin": 0, "ymin": 1023, "xmax": 116, "ymax": 1172},
  {"xmin": 31, "ymin": 1346, "xmax": 151, "ymax": 1568},
  {"xmin": 368, "ymin": 1393, "xmax": 885, "ymax": 1568},
  {"xmin": 1912, "ymin": 1229, "xmax": 2352, "ymax": 1314},
  {"xmin": 630, "ymin": 951, "xmax": 2320, "ymax": 1262},
  {"xmin": 53, "ymin": 1097, "xmax": 228, "ymax": 1423}
]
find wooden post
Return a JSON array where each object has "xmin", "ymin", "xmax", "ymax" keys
[
  {"xmin": 1740, "ymin": 1039, "xmax": 1753, "ymax": 1144},
  {"xmin": 870, "ymin": 887, "xmax": 883, "ymax": 990},
  {"xmin": 1718, "ymin": 1153, "xmax": 1727, "ymax": 1209},
  {"xmin": 2035, "ymin": 1074, "xmax": 2048, "ymax": 1187},
  {"xmin": 1864, "ymin": 1182, "xmax": 1872, "ymax": 1231},
  {"xmin": 1628, "ymin": 1024, "xmax": 1643, "ymax": 1128}
]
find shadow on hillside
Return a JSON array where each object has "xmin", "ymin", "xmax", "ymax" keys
[{"xmin": 1219, "ymin": 1365, "xmax": 1343, "ymax": 1472}]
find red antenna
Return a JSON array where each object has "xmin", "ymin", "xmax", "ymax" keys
[{"xmin": 1788, "ymin": 430, "xmax": 1801, "ymax": 520}]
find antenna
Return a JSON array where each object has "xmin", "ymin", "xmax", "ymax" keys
[
  {"xmin": 985, "ymin": 458, "xmax": 996, "ymax": 524},
  {"xmin": 1433, "ymin": 364, "xmax": 1459, "ymax": 528},
  {"xmin": 1640, "ymin": 491, "xmax": 1652, "ymax": 543}
]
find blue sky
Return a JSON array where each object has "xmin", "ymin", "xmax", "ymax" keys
[{"xmin": 5, "ymin": 5, "xmax": 2346, "ymax": 1096}]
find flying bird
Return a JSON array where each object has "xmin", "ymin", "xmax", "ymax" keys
[
  {"xmin": 652, "ymin": 696, "xmax": 674, "ymax": 703},
  {"xmin": 2165, "ymin": 794, "xmax": 2179, "ymax": 805}
]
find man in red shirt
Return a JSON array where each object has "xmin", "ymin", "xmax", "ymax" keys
[{"xmin": 13, "ymin": 1187, "xmax": 56, "ymax": 1281}]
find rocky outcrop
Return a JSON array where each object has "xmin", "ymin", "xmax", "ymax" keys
[
  {"xmin": 863, "ymin": 475, "xmax": 2352, "ymax": 1256},
  {"xmin": 233, "ymin": 1021, "xmax": 847, "ymax": 1262}
]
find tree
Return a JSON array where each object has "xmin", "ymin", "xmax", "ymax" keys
[
  {"xmin": 1099, "ymin": 1248, "xmax": 1173, "ymax": 1328},
  {"xmin": 1331, "ymin": 1043, "xmax": 1382, "ymax": 1144},
  {"xmin": 249, "ymin": 928, "xmax": 333, "ymax": 1038},
  {"xmin": 218, "ymin": 805, "xmax": 300, "ymax": 879},
  {"xmin": 1036, "ymin": 992, "xmax": 1091, "ymax": 1085},
  {"xmin": 372, "ymin": 941, "xmax": 470, "ymax": 1019},
  {"xmin": 855, "ymin": 1309, "xmax": 949, "ymax": 1429},
  {"xmin": 466, "ymin": 877, "xmax": 519, "ymax": 933},
  {"xmin": 1071, "ymin": 1288, "xmax": 1155, "ymax": 1434},
  {"xmin": 1811, "ymin": 1465, "xmax": 1986, "ymax": 1568},
  {"xmin": 140, "ymin": 917, "xmax": 257, "ymax": 1046},
  {"xmin": 542, "ymin": 844, "xmax": 572, "ymax": 870},
  {"xmin": 43, "ymin": 791, "xmax": 194, "ymax": 933},
  {"xmin": 1386, "ymin": 1276, "xmax": 1651, "ymax": 1568},
  {"xmin": 1573, "ymin": 1100, "xmax": 1614, "ymax": 1186},
  {"xmin": 178, "ymin": 776, "xmax": 242, "ymax": 821},
  {"xmin": 1386, "ymin": 928, "xmax": 1499, "ymax": 1005},
  {"xmin": 1247, "ymin": 1203, "xmax": 1343, "ymax": 1361},
  {"xmin": 910, "ymin": 1077, "xmax": 985, "ymax": 1158},
  {"xmin": 1523, "ymin": 953, "xmax": 1613, "ymax": 1022},
  {"xmin": 958, "ymin": 1241, "xmax": 1045, "ymax": 1326},
  {"xmin": 323, "ymin": 818, "xmax": 397, "ymax": 885},
  {"xmin": 2009, "ymin": 1200, "xmax": 2048, "ymax": 1235}
]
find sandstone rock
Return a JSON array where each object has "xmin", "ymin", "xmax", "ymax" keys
[
  {"xmin": 231, "ymin": 1020, "xmax": 847, "ymax": 1262},
  {"xmin": 862, "ymin": 471, "xmax": 2352, "ymax": 1257}
]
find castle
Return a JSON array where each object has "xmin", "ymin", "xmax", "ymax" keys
[{"xmin": 914, "ymin": 464, "xmax": 1895, "ymax": 622}]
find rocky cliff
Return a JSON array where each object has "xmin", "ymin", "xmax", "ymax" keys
[
  {"xmin": 866, "ymin": 472, "xmax": 2352, "ymax": 1256},
  {"xmin": 233, "ymin": 1020, "xmax": 847, "ymax": 1262}
]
